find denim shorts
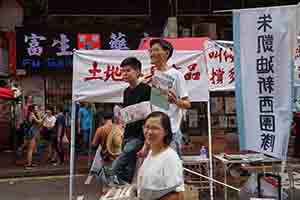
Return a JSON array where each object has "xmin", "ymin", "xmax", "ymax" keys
[{"xmin": 24, "ymin": 126, "xmax": 38, "ymax": 140}]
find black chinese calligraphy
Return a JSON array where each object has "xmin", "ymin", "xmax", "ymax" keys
[
  {"xmin": 259, "ymin": 96, "xmax": 274, "ymax": 113},
  {"xmin": 260, "ymin": 115, "xmax": 275, "ymax": 132},
  {"xmin": 257, "ymin": 76, "xmax": 274, "ymax": 94},
  {"xmin": 257, "ymin": 35, "xmax": 274, "ymax": 53},
  {"xmin": 257, "ymin": 14, "xmax": 273, "ymax": 32},
  {"xmin": 256, "ymin": 56, "xmax": 274, "ymax": 74},
  {"xmin": 261, "ymin": 133, "xmax": 275, "ymax": 152}
]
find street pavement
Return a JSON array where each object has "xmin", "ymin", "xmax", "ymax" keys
[
  {"xmin": 1, "ymin": 174, "xmax": 300, "ymax": 200},
  {"xmin": 0, "ymin": 174, "xmax": 102, "ymax": 200}
]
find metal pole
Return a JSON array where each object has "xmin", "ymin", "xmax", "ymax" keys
[
  {"xmin": 207, "ymin": 99, "xmax": 214, "ymax": 200},
  {"xmin": 88, "ymin": 105, "xmax": 94, "ymax": 167},
  {"xmin": 69, "ymin": 101, "xmax": 76, "ymax": 200}
]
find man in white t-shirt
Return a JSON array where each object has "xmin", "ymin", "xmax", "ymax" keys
[{"xmin": 148, "ymin": 39, "xmax": 191, "ymax": 155}]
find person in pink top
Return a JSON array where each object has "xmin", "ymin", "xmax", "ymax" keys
[{"xmin": 24, "ymin": 96, "xmax": 33, "ymax": 119}]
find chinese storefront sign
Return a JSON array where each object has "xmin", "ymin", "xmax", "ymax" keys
[
  {"xmin": 234, "ymin": 6, "xmax": 297, "ymax": 159},
  {"xmin": 16, "ymin": 30, "xmax": 76, "ymax": 71},
  {"xmin": 204, "ymin": 40, "xmax": 234, "ymax": 91},
  {"xmin": 78, "ymin": 34, "xmax": 101, "ymax": 50},
  {"xmin": 101, "ymin": 32, "xmax": 141, "ymax": 50},
  {"xmin": 73, "ymin": 50, "xmax": 209, "ymax": 103},
  {"xmin": 17, "ymin": 30, "xmax": 142, "ymax": 72}
]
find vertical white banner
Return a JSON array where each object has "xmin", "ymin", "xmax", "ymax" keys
[{"xmin": 234, "ymin": 6, "xmax": 297, "ymax": 159}]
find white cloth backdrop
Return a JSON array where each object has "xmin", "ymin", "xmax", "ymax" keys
[
  {"xmin": 204, "ymin": 40, "xmax": 235, "ymax": 91},
  {"xmin": 73, "ymin": 50, "xmax": 209, "ymax": 103}
]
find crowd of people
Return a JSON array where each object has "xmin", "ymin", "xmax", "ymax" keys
[
  {"xmin": 16, "ymin": 39, "xmax": 189, "ymax": 199},
  {"xmin": 90, "ymin": 39, "xmax": 190, "ymax": 199},
  {"xmin": 17, "ymin": 104, "xmax": 67, "ymax": 169}
]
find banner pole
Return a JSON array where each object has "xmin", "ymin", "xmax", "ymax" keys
[
  {"xmin": 69, "ymin": 101, "xmax": 76, "ymax": 200},
  {"xmin": 207, "ymin": 97, "xmax": 214, "ymax": 200}
]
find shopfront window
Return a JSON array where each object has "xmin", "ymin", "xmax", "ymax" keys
[{"xmin": 0, "ymin": 34, "xmax": 9, "ymax": 76}]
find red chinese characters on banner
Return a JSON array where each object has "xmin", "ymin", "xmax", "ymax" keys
[
  {"xmin": 84, "ymin": 61, "xmax": 103, "ymax": 81},
  {"xmin": 295, "ymin": 45, "xmax": 300, "ymax": 60},
  {"xmin": 208, "ymin": 48, "xmax": 234, "ymax": 63},
  {"xmin": 228, "ymin": 67, "xmax": 235, "ymax": 84},
  {"xmin": 210, "ymin": 67, "xmax": 225, "ymax": 84},
  {"xmin": 173, "ymin": 64, "xmax": 201, "ymax": 81},
  {"xmin": 104, "ymin": 65, "xmax": 123, "ymax": 81},
  {"xmin": 184, "ymin": 63, "xmax": 200, "ymax": 80},
  {"xmin": 84, "ymin": 62, "xmax": 202, "ymax": 82},
  {"xmin": 84, "ymin": 62, "xmax": 124, "ymax": 82},
  {"xmin": 143, "ymin": 66, "xmax": 156, "ymax": 83}
]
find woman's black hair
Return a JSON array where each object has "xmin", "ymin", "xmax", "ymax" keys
[
  {"xmin": 56, "ymin": 105, "xmax": 65, "ymax": 113},
  {"xmin": 46, "ymin": 105, "xmax": 54, "ymax": 112},
  {"xmin": 27, "ymin": 104, "xmax": 37, "ymax": 122},
  {"xmin": 28, "ymin": 104, "xmax": 36, "ymax": 113},
  {"xmin": 145, "ymin": 111, "xmax": 173, "ymax": 145}
]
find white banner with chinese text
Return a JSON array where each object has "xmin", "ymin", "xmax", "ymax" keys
[
  {"xmin": 204, "ymin": 40, "xmax": 235, "ymax": 91},
  {"xmin": 73, "ymin": 50, "xmax": 209, "ymax": 103},
  {"xmin": 294, "ymin": 39, "xmax": 300, "ymax": 87},
  {"xmin": 234, "ymin": 6, "xmax": 297, "ymax": 159}
]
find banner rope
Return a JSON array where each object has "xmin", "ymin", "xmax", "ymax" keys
[{"xmin": 183, "ymin": 167, "xmax": 241, "ymax": 192}]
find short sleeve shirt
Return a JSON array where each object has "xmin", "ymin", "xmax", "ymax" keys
[
  {"xmin": 55, "ymin": 114, "xmax": 66, "ymax": 135},
  {"xmin": 43, "ymin": 116, "xmax": 56, "ymax": 128},
  {"xmin": 151, "ymin": 67, "xmax": 188, "ymax": 133},
  {"xmin": 137, "ymin": 147, "xmax": 185, "ymax": 192},
  {"xmin": 79, "ymin": 107, "xmax": 92, "ymax": 130},
  {"xmin": 123, "ymin": 82, "xmax": 151, "ymax": 140}
]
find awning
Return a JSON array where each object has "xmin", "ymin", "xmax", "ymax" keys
[
  {"xmin": 138, "ymin": 37, "xmax": 208, "ymax": 51},
  {"xmin": 0, "ymin": 87, "xmax": 14, "ymax": 100}
]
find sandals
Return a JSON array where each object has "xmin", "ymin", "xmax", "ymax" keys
[{"xmin": 24, "ymin": 163, "xmax": 37, "ymax": 170}]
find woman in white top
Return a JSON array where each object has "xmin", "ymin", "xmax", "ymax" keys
[
  {"xmin": 138, "ymin": 112, "xmax": 184, "ymax": 200},
  {"xmin": 41, "ymin": 107, "xmax": 56, "ymax": 162}
]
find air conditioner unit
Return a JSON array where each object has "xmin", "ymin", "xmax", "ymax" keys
[
  {"xmin": 163, "ymin": 17, "xmax": 178, "ymax": 38},
  {"xmin": 181, "ymin": 28, "xmax": 191, "ymax": 37},
  {"xmin": 192, "ymin": 23, "xmax": 217, "ymax": 39},
  {"xmin": 0, "ymin": 35, "xmax": 9, "ymax": 76}
]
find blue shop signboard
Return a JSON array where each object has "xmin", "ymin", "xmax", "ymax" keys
[{"xmin": 16, "ymin": 30, "xmax": 76, "ymax": 71}]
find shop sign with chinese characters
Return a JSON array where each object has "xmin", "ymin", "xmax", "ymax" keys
[
  {"xmin": 233, "ymin": 6, "xmax": 297, "ymax": 159},
  {"xmin": 16, "ymin": 31, "xmax": 76, "ymax": 71},
  {"xmin": 16, "ymin": 30, "xmax": 141, "ymax": 71}
]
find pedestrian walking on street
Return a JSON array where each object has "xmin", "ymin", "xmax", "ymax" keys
[
  {"xmin": 53, "ymin": 105, "xmax": 66, "ymax": 165},
  {"xmin": 18, "ymin": 104, "xmax": 44, "ymax": 169},
  {"xmin": 78, "ymin": 103, "xmax": 92, "ymax": 153},
  {"xmin": 41, "ymin": 106, "xmax": 57, "ymax": 163}
]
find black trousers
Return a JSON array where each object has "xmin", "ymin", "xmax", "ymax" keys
[{"xmin": 54, "ymin": 134, "xmax": 64, "ymax": 163}]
